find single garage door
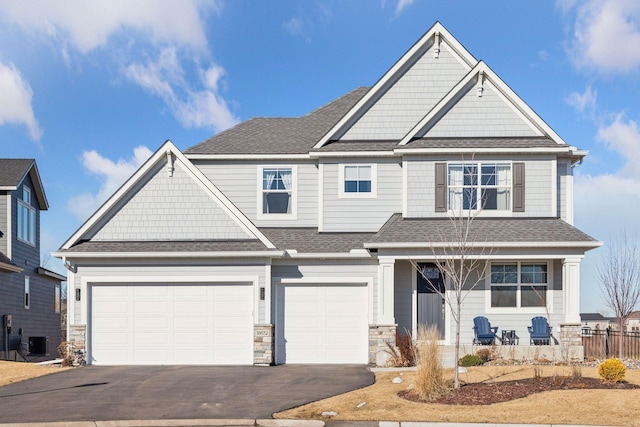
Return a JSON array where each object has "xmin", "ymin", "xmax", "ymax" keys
[
  {"xmin": 91, "ymin": 283, "xmax": 253, "ymax": 365},
  {"xmin": 276, "ymin": 283, "xmax": 368, "ymax": 364}
]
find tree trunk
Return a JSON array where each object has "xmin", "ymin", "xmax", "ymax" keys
[{"xmin": 453, "ymin": 304, "xmax": 461, "ymax": 388}]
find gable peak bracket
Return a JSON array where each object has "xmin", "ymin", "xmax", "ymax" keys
[
  {"xmin": 477, "ymin": 70, "xmax": 484, "ymax": 97},
  {"xmin": 433, "ymin": 31, "xmax": 440, "ymax": 58},
  {"xmin": 166, "ymin": 150, "xmax": 174, "ymax": 177}
]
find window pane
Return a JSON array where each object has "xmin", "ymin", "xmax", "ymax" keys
[
  {"xmin": 481, "ymin": 188, "xmax": 497, "ymax": 210},
  {"xmin": 463, "ymin": 187, "xmax": 476, "ymax": 209},
  {"xmin": 358, "ymin": 166, "xmax": 371, "ymax": 181},
  {"xmin": 491, "ymin": 264, "xmax": 517, "ymax": 283},
  {"xmin": 448, "ymin": 165, "xmax": 463, "ymax": 186},
  {"xmin": 344, "ymin": 180, "xmax": 358, "ymax": 193},
  {"xmin": 496, "ymin": 188, "xmax": 510, "ymax": 210},
  {"xmin": 491, "ymin": 286, "xmax": 517, "ymax": 307},
  {"xmin": 496, "ymin": 164, "xmax": 511, "ymax": 186},
  {"xmin": 263, "ymin": 193, "xmax": 291, "ymax": 214},
  {"xmin": 344, "ymin": 166, "xmax": 358, "ymax": 181},
  {"xmin": 263, "ymin": 169, "xmax": 277, "ymax": 190},
  {"xmin": 463, "ymin": 165, "xmax": 478, "ymax": 185},
  {"xmin": 358, "ymin": 180, "xmax": 371, "ymax": 192},
  {"xmin": 521, "ymin": 264, "xmax": 547, "ymax": 283},
  {"xmin": 522, "ymin": 285, "xmax": 547, "ymax": 307},
  {"xmin": 481, "ymin": 165, "xmax": 496, "ymax": 185}
]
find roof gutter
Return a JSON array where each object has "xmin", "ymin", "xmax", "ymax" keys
[{"xmin": 363, "ymin": 241, "xmax": 603, "ymax": 249}]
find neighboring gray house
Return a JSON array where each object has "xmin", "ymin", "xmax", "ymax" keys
[
  {"xmin": 1, "ymin": 159, "xmax": 65, "ymax": 361},
  {"xmin": 55, "ymin": 23, "xmax": 600, "ymax": 366}
]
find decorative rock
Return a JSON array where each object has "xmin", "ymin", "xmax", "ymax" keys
[
  {"xmin": 356, "ymin": 402, "xmax": 366, "ymax": 408},
  {"xmin": 457, "ymin": 366, "xmax": 467, "ymax": 374},
  {"xmin": 321, "ymin": 411, "xmax": 338, "ymax": 417},
  {"xmin": 392, "ymin": 377, "xmax": 403, "ymax": 384}
]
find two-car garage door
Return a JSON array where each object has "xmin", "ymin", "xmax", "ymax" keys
[{"xmin": 91, "ymin": 283, "xmax": 253, "ymax": 365}]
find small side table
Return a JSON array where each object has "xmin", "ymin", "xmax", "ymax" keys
[{"xmin": 501, "ymin": 330, "xmax": 519, "ymax": 345}]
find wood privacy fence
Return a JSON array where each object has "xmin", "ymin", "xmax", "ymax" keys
[{"xmin": 582, "ymin": 328, "xmax": 640, "ymax": 359}]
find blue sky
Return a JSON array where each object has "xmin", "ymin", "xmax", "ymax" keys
[{"xmin": 1, "ymin": 0, "xmax": 639, "ymax": 313}]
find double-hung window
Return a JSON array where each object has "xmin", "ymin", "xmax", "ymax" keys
[
  {"xmin": 339, "ymin": 164, "xmax": 377, "ymax": 198},
  {"xmin": 18, "ymin": 188, "xmax": 36, "ymax": 245},
  {"xmin": 261, "ymin": 167, "xmax": 295, "ymax": 217},
  {"xmin": 24, "ymin": 276, "xmax": 30, "ymax": 309},
  {"xmin": 490, "ymin": 262, "xmax": 548, "ymax": 309},
  {"xmin": 448, "ymin": 163, "xmax": 511, "ymax": 211}
]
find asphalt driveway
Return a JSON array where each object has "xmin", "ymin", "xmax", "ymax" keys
[{"xmin": 0, "ymin": 365, "xmax": 373, "ymax": 423}]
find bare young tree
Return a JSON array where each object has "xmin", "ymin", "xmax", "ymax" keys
[
  {"xmin": 598, "ymin": 233, "xmax": 640, "ymax": 358},
  {"xmin": 411, "ymin": 162, "xmax": 495, "ymax": 388}
]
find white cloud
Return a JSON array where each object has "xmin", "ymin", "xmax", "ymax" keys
[
  {"xmin": 566, "ymin": 0, "xmax": 640, "ymax": 73},
  {"xmin": 124, "ymin": 48, "xmax": 238, "ymax": 132},
  {"xmin": 0, "ymin": 60, "xmax": 42, "ymax": 141},
  {"xmin": 0, "ymin": 0, "xmax": 216, "ymax": 53},
  {"xmin": 67, "ymin": 146, "xmax": 153, "ymax": 220},
  {"xmin": 284, "ymin": 17, "xmax": 304, "ymax": 37},
  {"xmin": 597, "ymin": 114, "xmax": 640, "ymax": 178},
  {"xmin": 395, "ymin": 0, "xmax": 415, "ymax": 15},
  {"xmin": 565, "ymin": 86, "xmax": 597, "ymax": 114}
]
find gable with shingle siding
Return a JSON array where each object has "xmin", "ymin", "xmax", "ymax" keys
[{"xmin": 91, "ymin": 159, "xmax": 253, "ymax": 241}]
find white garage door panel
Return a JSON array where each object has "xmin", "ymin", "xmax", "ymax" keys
[
  {"xmin": 91, "ymin": 284, "xmax": 253, "ymax": 365},
  {"xmin": 279, "ymin": 284, "xmax": 368, "ymax": 364}
]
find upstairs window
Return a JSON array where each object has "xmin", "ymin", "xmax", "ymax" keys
[
  {"xmin": 448, "ymin": 163, "xmax": 511, "ymax": 211},
  {"xmin": 18, "ymin": 188, "xmax": 36, "ymax": 245},
  {"xmin": 261, "ymin": 167, "xmax": 295, "ymax": 217},
  {"xmin": 339, "ymin": 164, "xmax": 377, "ymax": 198}
]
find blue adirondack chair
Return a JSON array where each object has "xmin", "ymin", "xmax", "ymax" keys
[
  {"xmin": 528, "ymin": 316, "xmax": 552, "ymax": 345},
  {"xmin": 473, "ymin": 316, "xmax": 498, "ymax": 345}
]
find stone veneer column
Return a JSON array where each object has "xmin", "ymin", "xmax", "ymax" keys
[
  {"xmin": 369, "ymin": 324, "xmax": 397, "ymax": 365},
  {"xmin": 254, "ymin": 324, "xmax": 274, "ymax": 365},
  {"xmin": 559, "ymin": 323, "xmax": 584, "ymax": 361},
  {"xmin": 67, "ymin": 325, "xmax": 87, "ymax": 365}
]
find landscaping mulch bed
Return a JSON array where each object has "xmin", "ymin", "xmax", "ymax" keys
[{"xmin": 399, "ymin": 377, "xmax": 639, "ymax": 405}]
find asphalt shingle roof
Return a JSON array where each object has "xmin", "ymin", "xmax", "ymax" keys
[
  {"xmin": 403, "ymin": 137, "xmax": 563, "ymax": 149},
  {"xmin": 0, "ymin": 159, "xmax": 34, "ymax": 187},
  {"xmin": 260, "ymin": 228, "xmax": 376, "ymax": 253},
  {"xmin": 185, "ymin": 87, "xmax": 370, "ymax": 155},
  {"xmin": 64, "ymin": 240, "xmax": 269, "ymax": 253},
  {"xmin": 368, "ymin": 214, "xmax": 598, "ymax": 245}
]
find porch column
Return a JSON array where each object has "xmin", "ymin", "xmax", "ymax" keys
[
  {"xmin": 378, "ymin": 258, "xmax": 396, "ymax": 324},
  {"xmin": 563, "ymin": 257, "xmax": 582, "ymax": 323}
]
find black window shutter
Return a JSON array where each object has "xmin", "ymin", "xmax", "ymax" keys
[
  {"xmin": 435, "ymin": 163, "xmax": 447, "ymax": 212},
  {"xmin": 513, "ymin": 162, "xmax": 525, "ymax": 212}
]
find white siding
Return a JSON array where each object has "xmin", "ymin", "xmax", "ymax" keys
[
  {"xmin": 425, "ymin": 82, "xmax": 539, "ymax": 138},
  {"xmin": 557, "ymin": 159, "xmax": 572, "ymax": 223},
  {"xmin": 322, "ymin": 161, "xmax": 402, "ymax": 232},
  {"xmin": 195, "ymin": 161, "xmax": 318, "ymax": 227},
  {"xmin": 92, "ymin": 160, "xmax": 250, "ymax": 241},
  {"xmin": 341, "ymin": 42, "xmax": 469, "ymax": 140}
]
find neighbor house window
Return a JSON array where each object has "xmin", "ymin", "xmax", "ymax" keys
[
  {"xmin": 261, "ymin": 167, "xmax": 294, "ymax": 216},
  {"xmin": 54, "ymin": 284, "xmax": 61, "ymax": 314},
  {"xmin": 339, "ymin": 164, "xmax": 377, "ymax": 198},
  {"xmin": 17, "ymin": 188, "xmax": 36, "ymax": 245},
  {"xmin": 490, "ymin": 262, "xmax": 548, "ymax": 308},
  {"xmin": 448, "ymin": 163, "xmax": 510, "ymax": 211},
  {"xmin": 24, "ymin": 276, "xmax": 30, "ymax": 309}
]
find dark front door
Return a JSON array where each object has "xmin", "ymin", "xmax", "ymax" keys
[{"xmin": 417, "ymin": 263, "xmax": 445, "ymax": 339}]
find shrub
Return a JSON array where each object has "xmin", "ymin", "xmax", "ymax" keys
[
  {"xmin": 598, "ymin": 358, "xmax": 626, "ymax": 383},
  {"xmin": 384, "ymin": 331, "xmax": 415, "ymax": 367},
  {"xmin": 413, "ymin": 325, "xmax": 449, "ymax": 400},
  {"xmin": 458, "ymin": 354, "xmax": 483, "ymax": 367},
  {"xmin": 475, "ymin": 348, "xmax": 494, "ymax": 363}
]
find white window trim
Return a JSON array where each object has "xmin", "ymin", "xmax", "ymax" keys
[
  {"xmin": 257, "ymin": 165, "xmax": 298, "ymax": 220},
  {"xmin": 24, "ymin": 276, "xmax": 30, "ymax": 309},
  {"xmin": 338, "ymin": 163, "xmax": 377, "ymax": 199},
  {"xmin": 485, "ymin": 260, "xmax": 553, "ymax": 314},
  {"xmin": 17, "ymin": 188, "xmax": 36, "ymax": 246},
  {"xmin": 447, "ymin": 161, "xmax": 512, "ymax": 217}
]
